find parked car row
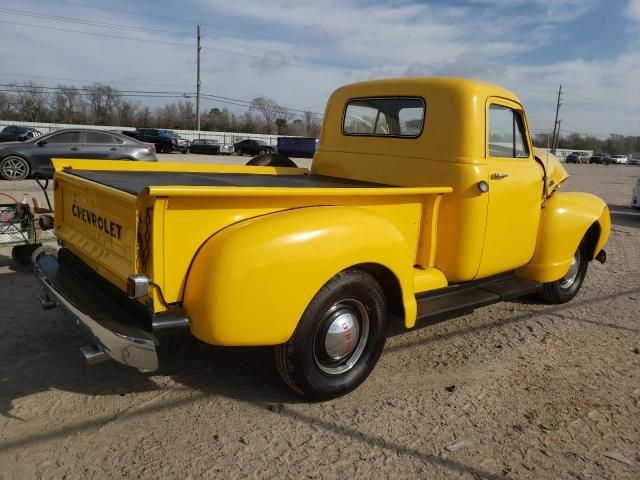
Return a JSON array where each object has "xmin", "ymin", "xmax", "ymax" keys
[
  {"xmin": 565, "ymin": 151, "xmax": 637, "ymax": 165},
  {"xmin": 1, "ymin": 124, "xmax": 312, "ymax": 159}
]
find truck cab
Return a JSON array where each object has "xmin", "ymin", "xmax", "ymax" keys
[{"xmin": 35, "ymin": 78, "xmax": 610, "ymax": 400}]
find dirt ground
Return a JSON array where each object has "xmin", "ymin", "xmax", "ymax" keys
[{"xmin": 0, "ymin": 158, "xmax": 638, "ymax": 479}]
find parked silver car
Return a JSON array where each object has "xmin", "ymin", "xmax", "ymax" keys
[{"xmin": 0, "ymin": 128, "xmax": 157, "ymax": 181}]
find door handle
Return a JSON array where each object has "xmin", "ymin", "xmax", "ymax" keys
[
  {"xmin": 491, "ymin": 172, "xmax": 509, "ymax": 179},
  {"xmin": 110, "ymin": 147, "xmax": 120, "ymax": 151},
  {"xmin": 69, "ymin": 147, "xmax": 79, "ymax": 151}
]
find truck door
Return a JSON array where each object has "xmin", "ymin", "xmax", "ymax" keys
[{"xmin": 477, "ymin": 99, "xmax": 543, "ymax": 278}]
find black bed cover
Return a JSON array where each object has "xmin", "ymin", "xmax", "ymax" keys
[{"xmin": 65, "ymin": 169, "xmax": 389, "ymax": 196}]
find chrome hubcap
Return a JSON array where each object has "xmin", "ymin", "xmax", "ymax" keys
[
  {"xmin": 2, "ymin": 158, "xmax": 27, "ymax": 179},
  {"xmin": 325, "ymin": 312, "xmax": 360, "ymax": 361},
  {"xmin": 314, "ymin": 299, "xmax": 369, "ymax": 375},
  {"xmin": 560, "ymin": 248, "xmax": 581, "ymax": 289}
]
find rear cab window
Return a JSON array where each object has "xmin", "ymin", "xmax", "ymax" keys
[{"xmin": 343, "ymin": 97, "xmax": 425, "ymax": 137}]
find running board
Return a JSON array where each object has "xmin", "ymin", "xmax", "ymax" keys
[{"xmin": 416, "ymin": 275, "xmax": 541, "ymax": 321}]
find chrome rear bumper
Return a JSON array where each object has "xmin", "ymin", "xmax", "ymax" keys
[{"xmin": 34, "ymin": 249, "xmax": 159, "ymax": 371}]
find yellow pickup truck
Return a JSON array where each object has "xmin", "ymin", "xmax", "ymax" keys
[{"xmin": 35, "ymin": 78, "xmax": 610, "ymax": 399}]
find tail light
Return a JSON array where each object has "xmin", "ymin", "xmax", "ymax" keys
[{"xmin": 147, "ymin": 145, "xmax": 156, "ymax": 154}]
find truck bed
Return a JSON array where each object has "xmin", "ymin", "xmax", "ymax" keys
[{"xmin": 65, "ymin": 169, "xmax": 389, "ymax": 196}]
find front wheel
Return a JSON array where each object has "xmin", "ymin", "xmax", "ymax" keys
[
  {"xmin": 0, "ymin": 156, "xmax": 30, "ymax": 181},
  {"xmin": 275, "ymin": 269, "xmax": 388, "ymax": 400},
  {"xmin": 539, "ymin": 242, "xmax": 589, "ymax": 304}
]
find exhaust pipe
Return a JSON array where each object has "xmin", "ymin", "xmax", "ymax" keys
[{"xmin": 80, "ymin": 344, "xmax": 110, "ymax": 366}]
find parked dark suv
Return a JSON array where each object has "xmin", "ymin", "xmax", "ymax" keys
[
  {"xmin": 125, "ymin": 128, "xmax": 190, "ymax": 154},
  {"xmin": 589, "ymin": 153, "xmax": 613, "ymax": 165},
  {"xmin": 233, "ymin": 138, "xmax": 274, "ymax": 156},
  {"xmin": 565, "ymin": 152, "xmax": 589, "ymax": 164},
  {"xmin": 0, "ymin": 125, "xmax": 42, "ymax": 143}
]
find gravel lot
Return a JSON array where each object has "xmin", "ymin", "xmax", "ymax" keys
[{"xmin": 0, "ymin": 157, "xmax": 638, "ymax": 479}]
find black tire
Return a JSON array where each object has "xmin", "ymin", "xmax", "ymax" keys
[
  {"xmin": 181, "ymin": 149, "xmax": 188, "ymax": 154},
  {"xmin": 11, "ymin": 243, "xmax": 41, "ymax": 265},
  {"xmin": 0, "ymin": 155, "xmax": 30, "ymax": 181},
  {"xmin": 246, "ymin": 153, "xmax": 297, "ymax": 167},
  {"xmin": 539, "ymin": 241, "xmax": 589, "ymax": 304},
  {"xmin": 275, "ymin": 269, "xmax": 388, "ymax": 400}
]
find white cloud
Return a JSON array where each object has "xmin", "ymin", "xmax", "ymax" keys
[
  {"xmin": 626, "ymin": 0, "xmax": 640, "ymax": 21},
  {"xmin": 0, "ymin": 0, "xmax": 637, "ymax": 136}
]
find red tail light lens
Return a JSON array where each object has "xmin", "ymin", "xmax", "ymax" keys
[{"xmin": 148, "ymin": 145, "xmax": 156, "ymax": 154}]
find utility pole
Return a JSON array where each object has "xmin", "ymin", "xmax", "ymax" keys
[
  {"xmin": 554, "ymin": 119, "xmax": 561, "ymax": 150},
  {"xmin": 551, "ymin": 84, "xmax": 562, "ymax": 152},
  {"xmin": 196, "ymin": 24, "xmax": 201, "ymax": 132}
]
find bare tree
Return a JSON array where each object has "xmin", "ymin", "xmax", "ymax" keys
[
  {"xmin": 84, "ymin": 83, "xmax": 121, "ymax": 124},
  {"xmin": 115, "ymin": 100, "xmax": 139, "ymax": 126},
  {"xmin": 250, "ymin": 96, "xmax": 291, "ymax": 133},
  {"xmin": 50, "ymin": 85, "xmax": 84, "ymax": 123},
  {"xmin": 12, "ymin": 82, "xmax": 49, "ymax": 122},
  {"xmin": 0, "ymin": 92, "xmax": 14, "ymax": 119},
  {"xmin": 304, "ymin": 110, "xmax": 321, "ymax": 137}
]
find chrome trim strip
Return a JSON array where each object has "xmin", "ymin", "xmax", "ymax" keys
[{"xmin": 34, "ymin": 252, "xmax": 159, "ymax": 371}]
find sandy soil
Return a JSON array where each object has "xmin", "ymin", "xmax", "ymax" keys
[{"xmin": 0, "ymin": 159, "xmax": 638, "ymax": 479}]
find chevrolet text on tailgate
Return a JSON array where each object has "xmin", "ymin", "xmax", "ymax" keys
[{"xmin": 35, "ymin": 78, "xmax": 610, "ymax": 400}]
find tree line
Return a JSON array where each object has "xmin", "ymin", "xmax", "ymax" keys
[
  {"xmin": 0, "ymin": 82, "xmax": 322, "ymax": 137},
  {"xmin": 532, "ymin": 132, "xmax": 639, "ymax": 156}
]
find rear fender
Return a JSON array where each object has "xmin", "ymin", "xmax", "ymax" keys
[
  {"xmin": 517, "ymin": 192, "xmax": 610, "ymax": 283},
  {"xmin": 183, "ymin": 206, "xmax": 417, "ymax": 346}
]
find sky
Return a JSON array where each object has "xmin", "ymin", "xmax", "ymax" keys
[{"xmin": 0, "ymin": 0, "xmax": 638, "ymax": 137}]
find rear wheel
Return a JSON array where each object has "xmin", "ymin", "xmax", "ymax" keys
[
  {"xmin": 275, "ymin": 269, "xmax": 388, "ymax": 400},
  {"xmin": 539, "ymin": 241, "xmax": 589, "ymax": 304},
  {"xmin": 0, "ymin": 156, "xmax": 30, "ymax": 181}
]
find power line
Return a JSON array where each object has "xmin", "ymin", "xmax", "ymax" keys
[
  {"xmin": 0, "ymin": 19, "xmax": 194, "ymax": 48},
  {"xmin": 0, "ymin": 7, "xmax": 355, "ymax": 74},
  {"xmin": 44, "ymin": 0, "xmax": 289, "ymax": 44},
  {"xmin": 0, "ymin": 72, "xmax": 194, "ymax": 89}
]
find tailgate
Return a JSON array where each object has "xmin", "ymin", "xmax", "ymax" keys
[{"xmin": 54, "ymin": 172, "xmax": 139, "ymax": 291}]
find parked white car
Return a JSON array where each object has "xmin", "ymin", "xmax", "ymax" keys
[
  {"xmin": 612, "ymin": 155, "xmax": 628, "ymax": 164},
  {"xmin": 633, "ymin": 178, "xmax": 640, "ymax": 210}
]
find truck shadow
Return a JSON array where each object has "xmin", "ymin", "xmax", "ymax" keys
[
  {"xmin": 2, "ymin": 257, "xmax": 638, "ymax": 419},
  {"xmin": 385, "ymin": 287, "xmax": 639, "ymax": 353}
]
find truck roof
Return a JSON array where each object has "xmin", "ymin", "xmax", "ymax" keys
[
  {"xmin": 316, "ymin": 76, "xmax": 525, "ymax": 166},
  {"xmin": 332, "ymin": 77, "xmax": 520, "ymax": 104}
]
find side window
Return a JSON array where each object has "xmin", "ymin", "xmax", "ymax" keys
[
  {"xmin": 85, "ymin": 132, "xmax": 120, "ymax": 144},
  {"xmin": 488, "ymin": 104, "xmax": 529, "ymax": 158},
  {"xmin": 47, "ymin": 131, "xmax": 81, "ymax": 144},
  {"xmin": 343, "ymin": 97, "xmax": 425, "ymax": 137}
]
